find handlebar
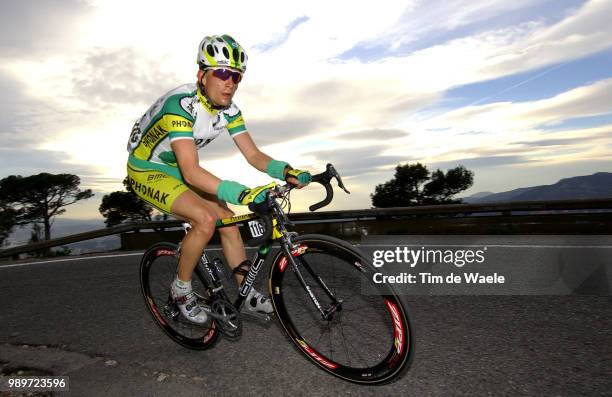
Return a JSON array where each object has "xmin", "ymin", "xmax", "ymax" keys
[
  {"xmin": 244, "ymin": 163, "xmax": 349, "ymax": 246},
  {"xmin": 309, "ymin": 163, "xmax": 350, "ymax": 211}
]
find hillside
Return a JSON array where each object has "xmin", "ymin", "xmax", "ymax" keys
[{"xmin": 464, "ymin": 172, "xmax": 612, "ymax": 203}]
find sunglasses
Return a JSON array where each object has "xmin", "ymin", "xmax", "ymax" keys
[{"xmin": 211, "ymin": 68, "xmax": 243, "ymax": 84}]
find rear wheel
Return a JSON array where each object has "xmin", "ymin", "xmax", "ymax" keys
[
  {"xmin": 139, "ymin": 242, "xmax": 219, "ymax": 350},
  {"xmin": 270, "ymin": 234, "xmax": 414, "ymax": 384}
]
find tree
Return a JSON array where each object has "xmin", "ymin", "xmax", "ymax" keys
[
  {"xmin": 98, "ymin": 177, "xmax": 153, "ymax": 227},
  {"xmin": 371, "ymin": 163, "xmax": 474, "ymax": 207},
  {"xmin": 423, "ymin": 166, "xmax": 474, "ymax": 204},
  {"xmin": 0, "ymin": 203, "xmax": 17, "ymax": 246},
  {"xmin": 29, "ymin": 222, "xmax": 42, "ymax": 244},
  {"xmin": 0, "ymin": 173, "xmax": 94, "ymax": 241},
  {"xmin": 371, "ymin": 163, "xmax": 430, "ymax": 207}
]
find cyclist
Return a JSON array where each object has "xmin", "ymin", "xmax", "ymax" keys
[{"xmin": 126, "ymin": 34, "xmax": 311, "ymax": 324}]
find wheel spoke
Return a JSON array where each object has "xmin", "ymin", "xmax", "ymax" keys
[{"xmin": 338, "ymin": 320, "xmax": 370, "ymax": 367}]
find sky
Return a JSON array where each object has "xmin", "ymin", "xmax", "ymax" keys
[{"xmin": 1, "ymin": 0, "xmax": 611, "ymax": 219}]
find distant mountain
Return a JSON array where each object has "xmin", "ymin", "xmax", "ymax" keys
[
  {"xmin": 464, "ymin": 172, "xmax": 612, "ymax": 203},
  {"xmin": 465, "ymin": 191, "xmax": 495, "ymax": 199}
]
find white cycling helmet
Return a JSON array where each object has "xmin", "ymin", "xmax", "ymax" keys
[{"xmin": 197, "ymin": 34, "xmax": 248, "ymax": 73}]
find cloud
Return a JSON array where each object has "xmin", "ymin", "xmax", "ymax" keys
[
  {"xmin": 0, "ymin": 0, "xmax": 92, "ymax": 58},
  {"xmin": 0, "ymin": 70, "xmax": 34, "ymax": 144},
  {"xmin": 71, "ymin": 48, "xmax": 181, "ymax": 106},
  {"xmin": 0, "ymin": 148, "xmax": 100, "ymax": 178},
  {"xmin": 242, "ymin": 78, "xmax": 438, "ymax": 132},
  {"xmin": 0, "ymin": 68, "xmax": 84, "ymax": 149},
  {"xmin": 428, "ymin": 78, "xmax": 612, "ymax": 133},
  {"xmin": 479, "ymin": 0, "xmax": 612, "ymax": 78},
  {"xmin": 431, "ymin": 155, "xmax": 532, "ymax": 170},
  {"xmin": 250, "ymin": 1, "xmax": 409, "ymax": 63},
  {"xmin": 302, "ymin": 145, "xmax": 410, "ymax": 178},
  {"xmin": 255, "ymin": 16, "xmax": 310, "ymax": 52},
  {"xmin": 247, "ymin": 116, "xmax": 326, "ymax": 146},
  {"xmin": 339, "ymin": 0, "xmax": 558, "ymax": 59},
  {"xmin": 335, "ymin": 0, "xmax": 610, "ymax": 97},
  {"xmin": 512, "ymin": 137, "xmax": 584, "ymax": 147},
  {"xmin": 337, "ymin": 129, "xmax": 408, "ymax": 141}
]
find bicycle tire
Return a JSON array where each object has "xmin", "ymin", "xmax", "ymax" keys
[
  {"xmin": 140, "ymin": 242, "xmax": 220, "ymax": 350},
  {"xmin": 269, "ymin": 234, "xmax": 414, "ymax": 384}
]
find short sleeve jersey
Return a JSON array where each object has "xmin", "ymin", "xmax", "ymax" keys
[{"xmin": 127, "ymin": 83, "xmax": 247, "ymax": 166}]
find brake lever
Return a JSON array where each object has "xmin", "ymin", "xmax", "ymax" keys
[{"xmin": 326, "ymin": 164, "xmax": 350, "ymax": 194}]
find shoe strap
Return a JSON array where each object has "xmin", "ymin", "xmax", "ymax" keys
[
  {"xmin": 173, "ymin": 291, "xmax": 194, "ymax": 305},
  {"xmin": 232, "ymin": 259, "xmax": 252, "ymax": 277}
]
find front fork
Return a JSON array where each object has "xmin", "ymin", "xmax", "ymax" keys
[{"xmin": 280, "ymin": 241, "xmax": 343, "ymax": 321}]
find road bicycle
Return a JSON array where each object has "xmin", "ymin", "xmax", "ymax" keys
[{"xmin": 139, "ymin": 164, "xmax": 414, "ymax": 384}]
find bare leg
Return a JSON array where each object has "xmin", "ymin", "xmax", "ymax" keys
[
  {"xmin": 176, "ymin": 189, "xmax": 249, "ymax": 284},
  {"xmin": 170, "ymin": 190, "xmax": 217, "ymax": 282},
  {"xmin": 218, "ymin": 225, "xmax": 248, "ymax": 284},
  {"xmin": 195, "ymin": 195, "xmax": 248, "ymax": 284}
]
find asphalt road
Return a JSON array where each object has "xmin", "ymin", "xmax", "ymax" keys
[{"xmin": 0, "ymin": 237, "xmax": 611, "ymax": 396}]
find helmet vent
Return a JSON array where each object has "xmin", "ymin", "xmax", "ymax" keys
[{"xmin": 198, "ymin": 35, "xmax": 247, "ymax": 73}]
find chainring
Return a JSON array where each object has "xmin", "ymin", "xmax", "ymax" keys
[{"xmin": 210, "ymin": 298, "xmax": 242, "ymax": 339}]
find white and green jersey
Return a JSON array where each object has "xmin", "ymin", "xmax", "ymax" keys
[{"xmin": 127, "ymin": 83, "xmax": 247, "ymax": 165}]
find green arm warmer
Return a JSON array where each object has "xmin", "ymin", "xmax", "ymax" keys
[
  {"xmin": 266, "ymin": 159, "xmax": 290, "ymax": 180},
  {"xmin": 217, "ymin": 180, "xmax": 247, "ymax": 205}
]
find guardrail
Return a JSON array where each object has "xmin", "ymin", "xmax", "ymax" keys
[{"xmin": 1, "ymin": 198, "xmax": 611, "ymax": 258}]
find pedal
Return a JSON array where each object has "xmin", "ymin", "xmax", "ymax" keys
[
  {"xmin": 163, "ymin": 294, "xmax": 180, "ymax": 320},
  {"xmin": 163, "ymin": 303, "xmax": 180, "ymax": 320},
  {"xmin": 239, "ymin": 309, "xmax": 273, "ymax": 323}
]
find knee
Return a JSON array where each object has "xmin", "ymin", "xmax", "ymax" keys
[{"xmin": 190, "ymin": 209, "xmax": 216, "ymax": 237}]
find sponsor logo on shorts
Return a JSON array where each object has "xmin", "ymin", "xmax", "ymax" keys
[
  {"xmin": 130, "ymin": 178, "xmax": 170, "ymax": 205},
  {"xmin": 147, "ymin": 174, "xmax": 168, "ymax": 182}
]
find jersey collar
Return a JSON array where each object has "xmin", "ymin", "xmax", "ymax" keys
[{"xmin": 197, "ymin": 84, "xmax": 230, "ymax": 114}]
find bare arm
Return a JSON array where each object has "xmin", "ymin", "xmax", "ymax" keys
[
  {"xmin": 171, "ymin": 139, "xmax": 221, "ymax": 194},
  {"xmin": 234, "ymin": 132, "xmax": 308, "ymax": 187},
  {"xmin": 233, "ymin": 132, "xmax": 277, "ymax": 173}
]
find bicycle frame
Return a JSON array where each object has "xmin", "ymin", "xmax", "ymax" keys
[
  {"xmin": 188, "ymin": 163, "xmax": 351, "ymax": 319},
  {"xmin": 194, "ymin": 213, "xmax": 276, "ymax": 312},
  {"xmin": 203, "ymin": 201, "xmax": 339, "ymax": 320}
]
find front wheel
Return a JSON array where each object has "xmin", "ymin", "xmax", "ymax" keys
[{"xmin": 269, "ymin": 235, "xmax": 415, "ymax": 384}]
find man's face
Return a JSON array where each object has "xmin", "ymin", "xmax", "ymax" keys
[{"xmin": 199, "ymin": 68, "xmax": 241, "ymax": 107}]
